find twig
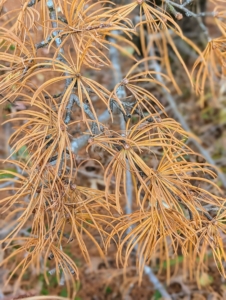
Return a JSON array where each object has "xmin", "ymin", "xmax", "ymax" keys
[
  {"xmin": 71, "ymin": 109, "xmax": 110, "ymax": 154},
  {"xmin": 144, "ymin": 266, "xmax": 171, "ymax": 299},
  {"xmin": 46, "ymin": 1, "xmax": 63, "ymax": 52},
  {"xmin": 165, "ymin": 0, "xmax": 212, "ymax": 40},
  {"xmin": 195, "ymin": 0, "xmax": 210, "ymax": 42},
  {"xmin": 70, "ymin": 83, "xmax": 137, "ymax": 153},
  {"xmin": 182, "ymin": 0, "xmax": 194, "ymax": 7},
  {"xmin": 46, "ymin": 1, "xmax": 72, "ymax": 85},
  {"xmin": 46, "ymin": 1, "xmax": 71, "ymax": 84},
  {"xmin": 165, "ymin": 0, "xmax": 210, "ymax": 18},
  {"xmin": 65, "ymin": 93, "xmax": 97, "ymax": 124},
  {"xmin": 64, "ymin": 94, "xmax": 76, "ymax": 125},
  {"xmin": 35, "ymin": 35, "xmax": 53, "ymax": 49},
  {"xmin": 28, "ymin": 0, "xmax": 40, "ymax": 7}
]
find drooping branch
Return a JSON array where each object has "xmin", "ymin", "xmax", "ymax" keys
[{"xmin": 149, "ymin": 43, "xmax": 226, "ymax": 189}]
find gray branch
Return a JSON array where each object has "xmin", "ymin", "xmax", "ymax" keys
[
  {"xmin": 65, "ymin": 93, "xmax": 96, "ymax": 125},
  {"xmin": 35, "ymin": 35, "xmax": 53, "ymax": 49},
  {"xmin": 165, "ymin": 0, "xmax": 212, "ymax": 40},
  {"xmin": 28, "ymin": 0, "xmax": 40, "ymax": 7},
  {"xmin": 46, "ymin": 1, "xmax": 63, "ymax": 51},
  {"xmin": 109, "ymin": 31, "xmax": 133, "ymax": 213},
  {"xmin": 182, "ymin": 0, "xmax": 194, "ymax": 7},
  {"xmin": 109, "ymin": 31, "xmax": 171, "ymax": 300},
  {"xmin": 71, "ymin": 109, "xmax": 110, "ymax": 154}
]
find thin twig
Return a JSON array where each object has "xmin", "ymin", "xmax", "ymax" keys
[
  {"xmin": 64, "ymin": 94, "xmax": 76, "ymax": 125},
  {"xmin": 28, "ymin": 0, "xmax": 40, "ymax": 7},
  {"xmin": 70, "ymin": 88, "xmax": 137, "ymax": 153},
  {"xmin": 35, "ymin": 35, "xmax": 53, "ymax": 49},
  {"xmin": 165, "ymin": 0, "xmax": 212, "ymax": 40},
  {"xmin": 67, "ymin": 94, "xmax": 97, "ymax": 124},
  {"xmin": 182, "ymin": 0, "xmax": 194, "ymax": 7},
  {"xmin": 46, "ymin": 1, "xmax": 63, "ymax": 52},
  {"xmin": 46, "ymin": 1, "xmax": 71, "ymax": 86},
  {"xmin": 71, "ymin": 109, "xmax": 110, "ymax": 154},
  {"xmin": 166, "ymin": 0, "xmax": 210, "ymax": 18}
]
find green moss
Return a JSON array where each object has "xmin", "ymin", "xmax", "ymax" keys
[{"xmin": 105, "ymin": 286, "xmax": 112, "ymax": 294}]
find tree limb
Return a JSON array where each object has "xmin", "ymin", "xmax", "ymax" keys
[{"xmin": 109, "ymin": 31, "xmax": 172, "ymax": 300}]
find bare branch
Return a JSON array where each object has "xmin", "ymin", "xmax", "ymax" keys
[
  {"xmin": 46, "ymin": 1, "xmax": 63, "ymax": 50},
  {"xmin": 182, "ymin": 0, "xmax": 194, "ymax": 7},
  {"xmin": 28, "ymin": 0, "xmax": 40, "ymax": 7},
  {"xmin": 35, "ymin": 35, "xmax": 53, "ymax": 49},
  {"xmin": 71, "ymin": 109, "xmax": 110, "ymax": 154},
  {"xmin": 165, "ymin": 0, "xmax": 212, "ymax": 40},
  {"xmin": 65, "ymin": 94, "xmax": 96, "ymax": 124}
]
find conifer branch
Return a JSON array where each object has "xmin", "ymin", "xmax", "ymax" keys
[
  {"xmin": 109, "ymin": 31, "xmax": 171, "ymax": 300},
  {"xmin": 1, "ymin": 1, "xmax": 226, "ymax": 297},
  {"xmin": 149, "ymin": 45, "xmax": 226, "ymax": 188}
]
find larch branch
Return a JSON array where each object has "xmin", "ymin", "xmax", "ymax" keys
[
  {"xmin": 149, "ymin": 44, "xmax": 226, "ymax": 189},
  {"xmin": 109, "ymin": 30, "xmax": 171, "ymax": 300}
]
